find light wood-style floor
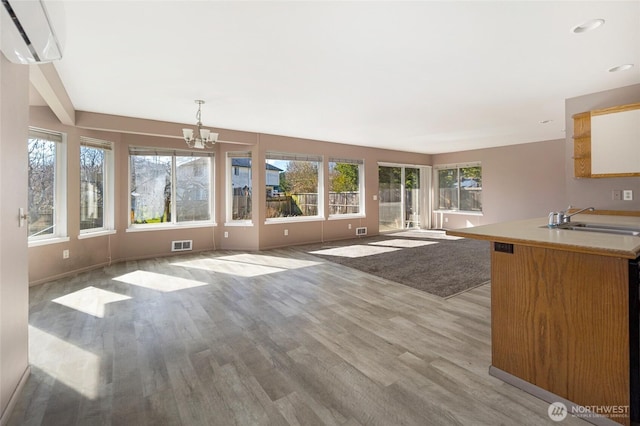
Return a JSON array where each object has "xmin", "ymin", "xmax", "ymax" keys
[{"xmin": 7, "ymin": 248, "xmax": 587, "ymax": 426}]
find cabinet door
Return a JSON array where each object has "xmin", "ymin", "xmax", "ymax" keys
[
  {"xmin": 491, "ymin": 244, "xmax": 631, "ymax": 423},
  {"xmin": 591, "ymin": 108, "xmax": 640, "ymax": 176}
]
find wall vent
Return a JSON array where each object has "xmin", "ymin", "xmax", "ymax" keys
[
  {"xmin": 356, "ymin": 227, "xmax": 367, "ymax": 236},
  {"xmin": 171, "ymin": 240, "xmax": 193, "ymax": 252}
]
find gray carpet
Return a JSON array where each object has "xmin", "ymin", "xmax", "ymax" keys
[{"xmin": 296, "ymin": 230, "xmax": 491, "ymax": 298}]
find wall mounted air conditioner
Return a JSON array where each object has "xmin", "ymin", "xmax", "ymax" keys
[{"xmin": 1, "ymin": 0, "xmax": 64, "ymax": 64}]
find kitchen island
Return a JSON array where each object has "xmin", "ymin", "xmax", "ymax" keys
[{"xmin": 448, "ymin": 214, "xmax": 640, "ymax": 426}]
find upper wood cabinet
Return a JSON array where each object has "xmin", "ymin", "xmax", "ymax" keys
[{"xmin": 572, "ymin": 102, "xmax": 640, "ymax": 178}]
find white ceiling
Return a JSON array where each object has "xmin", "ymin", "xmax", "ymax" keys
[{"xmin": 50, "ymin": 1, "xmax": 640, "ymax": 154}]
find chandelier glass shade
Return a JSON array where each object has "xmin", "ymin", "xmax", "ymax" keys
[{"xmin": 182, "ymin": 100, "xmax": 218, "ymax": 149}]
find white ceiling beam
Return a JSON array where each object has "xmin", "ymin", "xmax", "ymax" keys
[{"xmin": 29, "ymin": 63, "xmax": 75, "ymax": 126}]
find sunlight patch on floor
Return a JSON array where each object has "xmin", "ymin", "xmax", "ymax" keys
[
  {"xmin": 113, "ymin": 270, "xmax": 208, "ymax": 292},
  {"xmin": 218, "ymin": 253, "xmax": 322, "ymax": 269},
  {"xmin": 369, "ymin": 239, "xmax": 439, "ymax": 248},
  {"xmin": 171, "ymin": 258, "xmax": 285, "ymax": 277},
  {"xmin": 387, "ymin": 230, "xmax": 463, "ymax": 240},
  {"xmin": 309, "ymin": 245, "xmax": 401, "ymax": 258},
  {"xmin": 52, "ymin": 286, "xmax": 132, "ymax": 318},
  {"xmin": 172, "ymin": 253, "xmax": 321, "ymax": 277},
  {"xmin": 29, "ymin": 326, "xmax": 100, "ymax": 399}
]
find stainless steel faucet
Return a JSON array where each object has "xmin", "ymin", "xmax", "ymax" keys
[
  {"xmin": 548, "ymin": 206, "xmax": 595, "ymax": 227},
  {"xmin": 559, "ymin": 206, "xmax": 595, "ymax": 224}
]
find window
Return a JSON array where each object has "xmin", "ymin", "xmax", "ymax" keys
[
  {"xmin": 80, "ymin": 137, "xmax": 114, "ymax": 233},
  {"xmin": 129, "ymin": 147, "xmax": 213, "ymax": 226},
  {"xmin": 28, "ymin": 128, "xmax": 67, "ymax": 241},
  {"xmin": 228, "ymin": 153, "xmax": 252, "ymax": 221},
  {"xmin": 328, "ymin": 158, "xmax": 364, "ymax": 216},
  {"xmin": 265, "ymin": 152, "xmax": 323, "ymax": 219},
  {"xmin": 435, "ymin": 163, "xmax": 482, "ymax": 212}
]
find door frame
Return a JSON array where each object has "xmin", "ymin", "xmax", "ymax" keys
[{"xmin": 377, "ymin": 162, "xmax": 432, "ymax": 231}]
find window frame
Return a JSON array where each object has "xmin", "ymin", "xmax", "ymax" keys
[
  {"xmin": 328, "ymin": 157, "xmax": 365, "ymax": 218},
  {"xmin": 226, "ymin": 152, "xmax": 253, "ymax": 225},
  {"xmin": 79, "ymin": 137, "xmax": 115, "ymax": 237},
  {"xmin": 27, "ymin": 127, "xmax": 68, "ymax": 246},
  {"xmin": 433, "ymin": 162, "xmax": 483, "ymax": 213},
  {"xmin": 265, "ymin": 152, "xmax": 324, "ymax": 223},
  {"xmin": 128, "ymin": 146, "xmax": 215, "ymax": 230}
]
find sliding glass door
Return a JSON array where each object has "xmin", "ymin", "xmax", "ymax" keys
[
  {"xmin": 378, "ymin": 166, "xmax": 402, "ymax": 231},
  {"xmin": 378, "ymin": 164, "xmax": 429, "ymax": 232},
  {"xmin": 405, "ymin": 167, "xmax": 420, "ymax": 229}
]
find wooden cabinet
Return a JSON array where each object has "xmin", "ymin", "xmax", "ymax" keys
[
  {"xmin": 572, "ymin": 102, "xmax": 640, "ymax": 178},
  {"xmin": 573, "ymin": 111, "xmax": 591, "ymax": 177},
  {"xmin": 491, "ymin": 243, "xmax": 635, "ymax": 425}
]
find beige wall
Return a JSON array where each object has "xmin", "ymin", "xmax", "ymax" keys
[
  {"xmin": 27, "ymin": 82, "xmax": 640, "ymax": 284},
  {"xmin": 0, "ymin": 55, "xmax": 30, "ymax": 424},
  {"xmin": 27, "ymin": 106, "xmax": 432, "ymax": 284},
  {"xmin": 430, "ymin": 83, "xmax": 640, "ymax": 231},
  {"xmin": 432, "ymin": 138, "xmax": 567, "ymax": 229},
  {"xmin": 565, "ymin": 84, "xmax": 640, "ymax": 210}
]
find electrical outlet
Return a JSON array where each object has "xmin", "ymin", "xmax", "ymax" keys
[
  {"xmin": 612, "ymin": 190, "xmax": 622, "ymax": 201},
  {"xmin": 284, "ymin": 229, "xmax": 288, "ymax": 236},
  {"xmin": 624, "ymin": 190, "xmax": 633, "ymax": 201},
  {"xmin": 63, "ymin": 249, "xmax": 69, "ymax": 259},
  {"xmin": 224, "ymin": 231, "xmax": 228, "ymax": 238},
  {"xmin": 348, "ymin": 224, "xmax": 352, "ymax": 230}
]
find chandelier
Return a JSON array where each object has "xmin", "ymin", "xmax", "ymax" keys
[{"xmin": 182, "ymin": 100, "xmax": 218, "ymax": 149}]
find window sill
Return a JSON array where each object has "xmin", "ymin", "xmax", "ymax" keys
[
  {"xmin": 126, "ymin": 222, "xmax": 216, "ymax": 232},
  {"xmin": 224, "ymin": 221, "xmax": 254, "ymax": 227},
  {"xmin": 328, "ymin": 214, "xmax": 365, "ymax": 220},
  {"xmin": 78, "ymin": 229, "xmax": 117, "ymax": 240},
  {"xmin": 28, "ymin": 236, "xmax": 71, "ymax": 248},
  {"xmin": 265, "ymin": 216, "xmax": 325, "ymax": 225},
  {"xmin": 435, "ymin": 210, "xmax": 483, "ymax": 216}
]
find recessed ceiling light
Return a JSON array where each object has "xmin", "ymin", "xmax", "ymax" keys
[
  {"xmin": 608, "ymin": 64, "xmax": 634, "ymax": 73},
  {"xmin": 571, "ymin": 18, "xmax": 605, "ymax": 34}
]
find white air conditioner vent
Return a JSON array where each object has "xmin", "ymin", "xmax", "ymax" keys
[
  {"xmin": 1, "ymin": 0, "xmax": 64, "ymax": 64},
  {"xmin": 356, "ymin": 227, "xmax": 367, "ymax": 236},
  {"xmin": 171, "ymin": 240, "xmax": 193, "ymax": 252}
]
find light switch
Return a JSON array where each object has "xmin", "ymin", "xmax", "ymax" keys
[{"xmin": 623, "ymin": 190, "xmax": 633, "ymax": 201}]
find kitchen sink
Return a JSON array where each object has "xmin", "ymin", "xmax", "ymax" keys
[{"xmin": 550, "ymin": 222, "xmax": 640, "ymax": 236}]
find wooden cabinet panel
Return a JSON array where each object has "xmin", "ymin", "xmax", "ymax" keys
[
  {"xmin": 573, "ymin": 136, "xmax": 591, "ymax": 178},
  {"xmin": 572, "ymin": 112, "xmax": 591, "ymax": 178},
  {"xmin": 491, "ymin": 244, "xmax": 631, "ymax": 425}
]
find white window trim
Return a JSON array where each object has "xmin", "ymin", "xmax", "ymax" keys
[
  {"xmin": 265, "ymin": 216, "xmax": 325, "ymax": 225},
  {"xmin": 265, "ymin": 152, "xmax": 324, "ymax": 221},
  {"xmin": 28, "ymin": 128, "xmax": 68, "ymax": 243},
  {"xmin": 328, "ymin": 213, "xmax": 366, "ymax": 220},
  {"xmin": 126, "ymin": 222, "xmax": 216, "ymax": 233},
  {"xmin": 224, "ymin": 221, "xmax": 254, "ymax": 227},
  {"xmin": 226, "ymin": 152, "xmax": 253, "ymax": 224},
  {"xmin": 433, "ymin": 161, "xmax": 482, "ymax": 213},
  {"xmin": 328, "ymin": 158, "xmax": 365, "ymax": 218},
  {"xmin": 79, "ymin": 138, "xmax": 115, "ymax": 236},
  {"xmin": 28, "ymin": 236, "xmax": 71, "ymax": 248},
  {"xmin": 128, "ymin": 147, "xmax": 215, "ymax": 229}
]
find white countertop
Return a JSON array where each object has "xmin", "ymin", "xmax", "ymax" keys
[{"xmin": 447, "ymin": 214, "xmax": 640, "ymax": 259}]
